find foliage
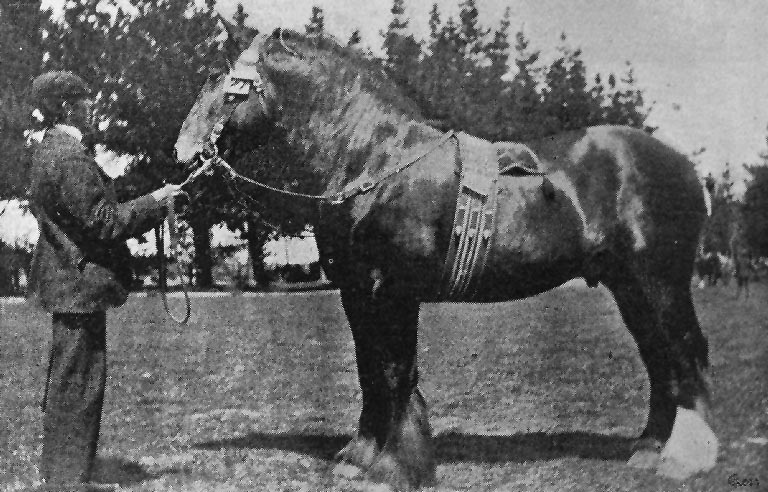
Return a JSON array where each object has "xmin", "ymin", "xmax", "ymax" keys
[
  {"xmin": 742, "ymin": 150, "xmax": 768, "ymax": 255},
  {"xmin": 304, "ymin": 5, "xmax": 324, "ymax": 36},
  {"xmin": 379, "ymin": 1, "xmax": 653, "ymax": 143},
  {"xmin": 701, "ymin": 164, "xmax": 738, "ymax": 254},
  {"xmin": 0, "ymin": 0, "xmax": 44, "ymax": 199}
]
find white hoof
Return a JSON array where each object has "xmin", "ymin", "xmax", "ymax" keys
[
  {"xmin": 332, "ymin": 462, "xmax": 364, "ymax": 479},
  {"xmin": 628, "ymin": 449, "xmax": 660, "ymax": 469},
  {"xmin": 657, "ymin": 406, "xmax": 718, "ymax": 480}
]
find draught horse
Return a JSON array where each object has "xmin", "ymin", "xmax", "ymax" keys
[{"xmin": 174, "ymin": 26, "xmax": 718, "ymax": 490}]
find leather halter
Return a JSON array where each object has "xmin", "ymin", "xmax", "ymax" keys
[{"xmin": 160, "ymin": 63, "xmax": 265, "ymax": 324}]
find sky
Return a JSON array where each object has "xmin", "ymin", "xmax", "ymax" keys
[{"xmin": 7, "ymin": 0, "xmax": 768, "ymax": 249}]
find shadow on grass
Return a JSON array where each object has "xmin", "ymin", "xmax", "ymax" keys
[
  {"xmin": 91, "ymin": 457, "xmax": 160, "ymax": 486},
  {"xmin": 193, "ymin": 431, "xmax": 633, "ymax": 464}
]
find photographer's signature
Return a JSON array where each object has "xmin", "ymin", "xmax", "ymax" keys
[{"xmin": 728, "ymin": 473, "xmax": 760, "ymax": 488}]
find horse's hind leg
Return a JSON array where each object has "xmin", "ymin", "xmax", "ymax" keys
[
  {"xmin": 604, "ymin": 277, "xmax": 677, "ymax": 457},
  {"xmin": 337, "ymin": 286, "xmax": 434, "ymax": 490},
  {"xmin": 652, "ymin": 281, "xmax": 717, "ymax": 479},
  {"xmin": 605, "ymin": 274, "xmax": 717, "ymax": 478}
]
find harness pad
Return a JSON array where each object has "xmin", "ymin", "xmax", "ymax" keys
[
  {"xmin": 438, "ymin": 136, "xmax": 546, "ymax": 301},
  {"xmin": 439, "ymin": 134, "xmax": 500, "ymax": 301}
]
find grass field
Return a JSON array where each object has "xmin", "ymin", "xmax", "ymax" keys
[{"xmin": 1, "ymin": 283, "xmax": 766, "ymax": 491}]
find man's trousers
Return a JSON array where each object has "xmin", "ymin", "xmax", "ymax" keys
[{"xmin": 41, "ymin": 312, "xmax": 107, "ymax": 484}]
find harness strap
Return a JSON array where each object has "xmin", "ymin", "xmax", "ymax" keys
[
  {"xmin": 439, "ymin": 135, "xmax": 500, "ymax": 301},
  {"xmin": 330, "ymin": 131, "xmax": 459, "ymax": 204}
]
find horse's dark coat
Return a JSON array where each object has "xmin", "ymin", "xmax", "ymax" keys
[{"xmin": 175, "ymin": 29, "xmax": 715, "ymax": 490}]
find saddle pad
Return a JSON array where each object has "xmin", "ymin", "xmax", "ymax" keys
[
  {"xmin": 495, "ymin": 142, "xmax": 545, "ymax": 176},
  {"xmin": 439, "ymin": 133, "xmax": 500, "ymax": 301}
]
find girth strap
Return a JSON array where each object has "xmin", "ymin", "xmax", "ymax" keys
[{"xmin": 439, "ymin": 134, "xmax": 500, "ymax": 301}]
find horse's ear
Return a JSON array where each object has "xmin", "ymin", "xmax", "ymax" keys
[{"xmin": 218, "ymin": 14, "xmax": 259, "ymax": 62}]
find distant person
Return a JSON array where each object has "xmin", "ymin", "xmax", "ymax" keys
[
  {"xmin": 26, "ymin": 70, "xmax": 181, "ymax": 491},
  {"xmin": 733, "ymin": 250, "xmax": 755, "ymax": 299}
]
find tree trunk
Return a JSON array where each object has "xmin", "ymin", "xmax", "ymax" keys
[
  {"xmin": 190, "ymin": 218, "xmax": 214, "ymax": 289},
  {"xmin": 154, "ymin": 227, "xmax": 166, "ymax": 291},
  {"xmin": 244, "ymin": 220, "xmax": 270, "ymax": 287}
]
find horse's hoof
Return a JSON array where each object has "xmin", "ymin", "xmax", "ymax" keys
[
  {"xmin": 366, "ymin": 451, "xmax": 414, "ymax": 492},
  {"xmin": 366, "ymin": 446, "xmax": 436, "ymax": 492},
  {"xmin": 336, "ymin": 435, "xmax": 379, "ymax": 470},
  {"xmin": 628, "ymin": 449, "xmax": 660, "ymax": 469},
  {"xmin": 657, "ymin": 406, "xmax": 718, "ymax": 480},
  {"xmin": 628, "ymin": 436, "xmax": 662, "ymax": 469},
  {"xmin": 332, "ymin": 462, "xmax": 364, "ymax": 479}
]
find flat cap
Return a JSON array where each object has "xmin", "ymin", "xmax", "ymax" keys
[{"xmin": 31, "ymin": 71, "xmax": 91, "ymax": 102}]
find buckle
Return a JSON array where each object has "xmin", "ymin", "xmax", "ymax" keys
[
  {"xmin": 328, "ymin": 192, "xmax": 345, "ymax": 205},
  {"xmin": 224, "ymin": 75, "xmax": 252, "ymax": 97}
]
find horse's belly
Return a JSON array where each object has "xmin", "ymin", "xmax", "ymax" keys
[{"xmin": 469, "ymin": 176, "xmax": 587, "ymax": 301}]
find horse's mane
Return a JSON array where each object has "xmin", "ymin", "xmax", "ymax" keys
[{"xmin": 264, "ymin": 29, "xmax": 425, "ymax": 121}]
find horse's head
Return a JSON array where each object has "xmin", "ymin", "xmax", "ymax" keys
[{"xmin": 174, "ymin": 20, "xmax": 278, "ymax": 167}]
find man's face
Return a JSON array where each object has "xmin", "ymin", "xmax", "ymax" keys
[{"xmin": 67, "ymin": 97, "xmax": 94, "ymax": 129}]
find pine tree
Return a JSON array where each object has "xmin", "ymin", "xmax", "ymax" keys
[
  {"xmin": 305, "ymin": 6, "xmax": 324, "ymax": 37},
  {"xmin": 347, "ymin": 29, "xmax": 362, "ymax": 48},
  {"xmin": 482, "ymin": 7, "xmax": 511, "ymax": 139},
  {"xmin": 505, "ymin": 29, "xmax": 544, "ymax": 140},
  {"xmin": 381, "ymin": 0, "xmax": 422, "ymax": 105},
  {"xmin": 601, "ymin": 62, "xmax": 652, "ymax": 130},
  {"xmin": 742, "ymin": 147, "xmax": 768, "ymax": 256},
  {"xmin": 457, "ymin": 0, "xmax": 487, "ymax": 59},
  {"xmin": 702, "ymin": 163, "xmax": 737, "ymax": 254},
  {"xmin": 233, "ymin": 3, "xmax": 248, "ymax": 27},
  {"xmin": 421, "ymin": 4, "xmax": 445, "ymax": 114},
  {"xmin": 540, "ymin": 33, "xmax": 599, "ymax": 133}
]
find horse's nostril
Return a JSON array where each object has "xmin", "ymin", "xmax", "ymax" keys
[{"xmin": 172, "ymin": 148, "xmax": 178, "ymax": 162}]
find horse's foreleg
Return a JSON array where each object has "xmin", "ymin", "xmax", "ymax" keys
[
  {"xmin": 337, "ymin": 287, "xmax": 434, "ymax": 490},
  {"xmin": 354, "ymin": 284, "xmax": 433, "ymax": 490},
  {"xmin": 337, "ymin": 287, "xmax": 387, "ymax": 472}
]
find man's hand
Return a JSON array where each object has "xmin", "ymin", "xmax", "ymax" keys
[{"xmin": 151, "ymin": 184, "xmax": 183, "ymax": 206}]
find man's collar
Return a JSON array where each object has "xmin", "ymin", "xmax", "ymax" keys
[{"xmin": 54, "ymin": 124, "xmax": 84, "ymax": 142}]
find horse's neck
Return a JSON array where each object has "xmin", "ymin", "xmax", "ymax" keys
[{"xmin": 286, "ymin": 88, "xmax": 437, "ymax": 192}]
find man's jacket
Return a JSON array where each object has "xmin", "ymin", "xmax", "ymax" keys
[{"xmin": 27, "ymin": 127, "xmax": 163, "ymax": 312}]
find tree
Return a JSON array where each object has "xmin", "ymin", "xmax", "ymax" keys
[
  {"xmin": 381, "ymin": 0, "xmax": 421, "ymax": 103},
  {"xmin": 504, "ymin": 29, "xmax": 545, "ymax": 140},
  {"xmin": 702, "ymin": 164, "xmax": 737, "ymax": 254},
  {"xmin": 742, "ymin": 141, "xmax": 768, "ymax": 256},
  {"xmin": 540, "ymin": 33, "xmax": 600, "ymax": 134},
  {"xmin": 347, "ymin": 29, "xmax": 362, "ymax": 48},
  {"xmin": 480, "ymin": 7, "xmax": 512, "ymax": 139},
  {"xmin": 305, "ymin": 6, "xmax": 324, "ymax": 37},
  {"xmin": 601, "ymin": 62, "xmax": 653, "ymax": 130},
  {"xmin": 0, "ymin": 0, "xmax": 44, "ymax": 199}
]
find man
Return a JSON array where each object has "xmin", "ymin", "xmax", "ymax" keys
[{"xmin": 26, "ymin": 70, "xmax": 181, "ymax": 491}]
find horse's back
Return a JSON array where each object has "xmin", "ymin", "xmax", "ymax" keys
[{"xmin": 530, "ymin": 126, "xmax": 705, "ymax": 259}]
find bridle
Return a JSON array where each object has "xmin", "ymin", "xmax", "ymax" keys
[{"xmin": 158, "ymin": 61, "xmax": 267, "ymax": 324}]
